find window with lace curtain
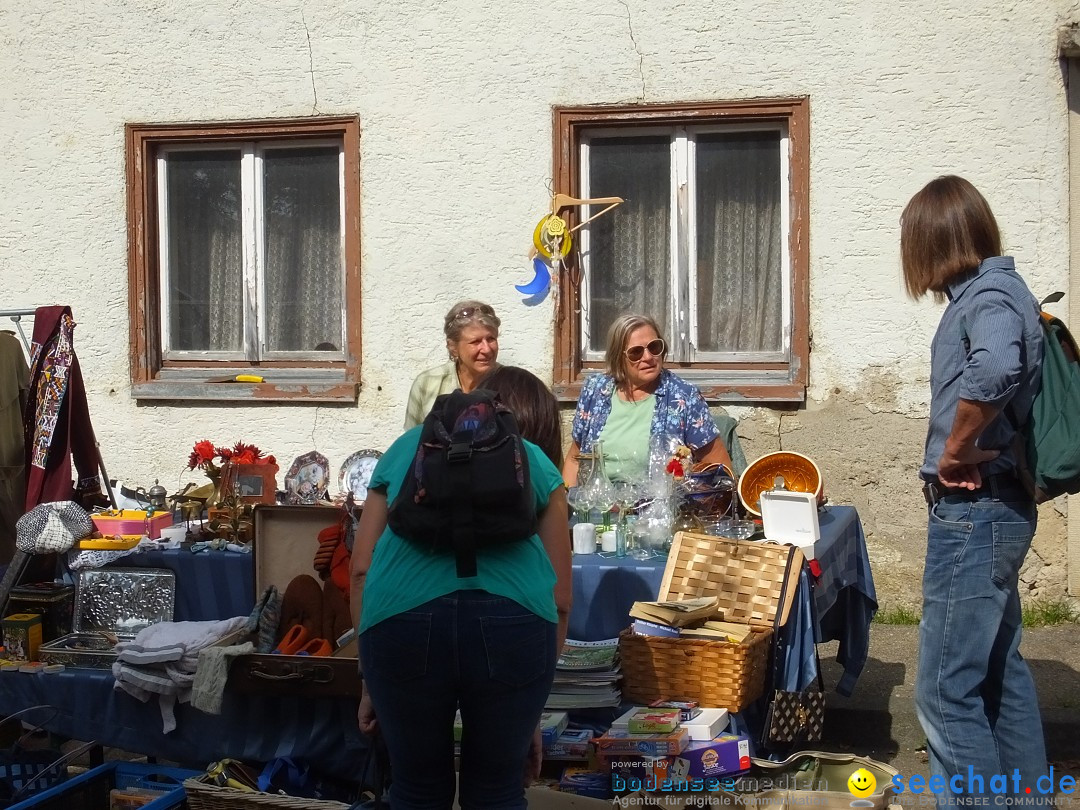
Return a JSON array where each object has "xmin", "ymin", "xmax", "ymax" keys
[
  {"xmin": 552, "ymin": 99, "xmax": 809, "ymax": 402},
  {"xmin": 126, "ymin": 116, "xmax": 361, "ymax": 402}
]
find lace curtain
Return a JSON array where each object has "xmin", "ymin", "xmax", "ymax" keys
[
  {"xmin": 585, "ymin": 131, "xmax": 782, "ymax": 358},
  {"xmin": 165, "ymin": 147, "xmax": 342, "ymax": 356}
]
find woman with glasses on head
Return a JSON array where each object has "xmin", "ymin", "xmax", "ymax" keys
[
  {"xmin": 404, "ymin": 300, "xmax": 501, "ymax": 428},
  {"xmin": 562, "ymin": 313, "xmax": 732, "ymax": 487}
]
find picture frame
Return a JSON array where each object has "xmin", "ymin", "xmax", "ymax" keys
[{"xmin": 222, "ymin": 462, "xmax": 279, "ymax": 506}]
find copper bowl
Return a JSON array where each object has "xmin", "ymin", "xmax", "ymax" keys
[{"xmin": 737, "ymin": 451, "xmax": 824, "ymax": 517}]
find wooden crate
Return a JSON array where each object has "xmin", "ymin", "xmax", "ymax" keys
[{"xmin": 619, "ymin": 532, "xmax": 803, "ymax": 711}]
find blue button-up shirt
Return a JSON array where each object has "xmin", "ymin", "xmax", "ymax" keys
[{"xmin": 921, "ymin": 256, "xmax": 1043, "ymax": 480}]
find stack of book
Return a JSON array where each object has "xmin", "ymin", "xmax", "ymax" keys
[
  {"xmin": 545, "ymin": 638, "xmax": 621, "ymax": 709},
  {"xmin": 628, "ymin": 596, "xmax": 752, "ymax": 642}
]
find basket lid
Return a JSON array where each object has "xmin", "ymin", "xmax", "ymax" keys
[{"xmin": 657, "ymin": 532, "xmax": 804, "ymax": 628}]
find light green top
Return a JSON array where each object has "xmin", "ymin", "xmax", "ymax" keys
[
  {"xmin": 359, "ymin": 426, "xmax": 564, "ymax": 633},
  {"xmin": 403, "ymin": 362, "xmax": 459, "ymax": 429},
  {"xmin": 597, "ymin": 393, "xmax": 655, "ymax": 483}
]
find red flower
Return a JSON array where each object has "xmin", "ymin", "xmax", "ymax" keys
[
  {"xmin": 188, "ymin": 439, "xmax": 275, "ymax": 472},
  {"xmin": 187, "ymin": 440, "xmax": 218, "ymax": 469}
]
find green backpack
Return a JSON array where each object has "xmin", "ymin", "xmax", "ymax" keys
[{"xmin": 1014, "ymin": 292, "xmax": 1080, "ymax": 503}]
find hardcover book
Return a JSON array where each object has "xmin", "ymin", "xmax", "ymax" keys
[{"xmin": 628, "ymin": 596, "xmax": 718, "ymax": 628}]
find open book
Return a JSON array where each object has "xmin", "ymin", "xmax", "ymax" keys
[{"xmin": 628, "ymin": 596, "xmax": 718, "ymax": 628}]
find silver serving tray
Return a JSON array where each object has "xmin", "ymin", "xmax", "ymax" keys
[{"xmin": 39, "ymin": 633, "xmax": 120, "ymax": 669}]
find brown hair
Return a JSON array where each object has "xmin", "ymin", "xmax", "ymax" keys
[
  {"xmin": 477, "ymin": 366, "xmax": 562, "ymax": 468},
  {"xmin": 900, "ymin": 176, "xmax": 1002, "ymax": 301},
  {"xmin": 605, "ymin": 313, "xmax": 665, "ymax": 386}
]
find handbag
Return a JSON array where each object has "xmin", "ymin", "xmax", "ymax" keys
[
  {"xmin": 762, "ymin": 624, "xmax": 826, "ymax": 746},
  {"xmin": 764, "ymin": 681, "xmax": 826, "ymax": 744}
]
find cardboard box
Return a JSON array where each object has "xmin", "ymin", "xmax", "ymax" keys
[
  {"xmin": 596, "ymin": 727, "xmax": 689, "ymax": 757},
  {"xmin": 544, "ymin": 728, "xmax": 593, "ymax": 760},
  {"xmin": 668, "ymin": 733, "xmax": 751, "ymax": 780},
  {"xmin": 2, "ymin": 613, "xmax": 43, "ymax": 661},
  {"xmin": 681, "ymin": 708, "xmax": 729, "ymax": 741}
]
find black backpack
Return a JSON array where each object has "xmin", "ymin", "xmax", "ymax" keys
[{"xmin": 387, "ymin": 389, "xmax": 536, "ymax": 577}]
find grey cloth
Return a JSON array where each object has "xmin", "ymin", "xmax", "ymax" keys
[
  {"xmin": 16, "ymin": 500, "xmax": 93, "ymax": 554},
  {"xmin": 191, "ymin": 641, "xmax": 255, "ymax": 715}
]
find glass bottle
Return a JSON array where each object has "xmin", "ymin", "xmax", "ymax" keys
[{"xmin": 583, "ymin": 440, "xmax": 615, "ymax": 527}]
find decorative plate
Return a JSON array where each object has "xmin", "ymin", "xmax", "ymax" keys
[
  {"xmin": 284, "ymin": 451, "xmax": 331, "ymax": 505},
  {"xmin": 339, "ymin": 449, "xmax": 383, "ymax": 503}
]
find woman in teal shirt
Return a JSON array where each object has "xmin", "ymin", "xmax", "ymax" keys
[{"xmin": 351, "ymin": 367, "xmax": 571, "ymax": 809}]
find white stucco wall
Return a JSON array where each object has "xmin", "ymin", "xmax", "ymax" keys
[{"xmin": 0, "ymin": 0, "xmax": 1075, "ymax": 507}]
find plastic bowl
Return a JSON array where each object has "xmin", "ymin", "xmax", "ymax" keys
[{"xmin": 737, "ymin": 451, "xmax": 824, "ymax": 517}]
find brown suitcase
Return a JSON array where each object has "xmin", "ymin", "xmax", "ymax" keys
[{"xmin": 227, "ymin": 504, "xmax": 361, "ymax": 698}]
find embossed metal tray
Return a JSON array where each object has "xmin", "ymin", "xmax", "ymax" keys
[{"xmin": 39, "ymin": 567, "xmax": 176, "ymax": 669}]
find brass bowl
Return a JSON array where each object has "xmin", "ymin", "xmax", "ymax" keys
[{"xmin": 737, "ymin": 451, "xmax": 824, "ymax": 517}]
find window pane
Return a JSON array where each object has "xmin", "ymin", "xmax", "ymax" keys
[
  {"xmin": 165, "ymin": 151, "xmax": 243, "ymax": 352},
  {"xmin": 262, "ymin": 147, "xmax": 343, "ymax": 353},
  {"xmin": 695, "ymin": 131, "xmax": 782, "ymax": 353},
  {"xmin": 586, "ymin": 136, "xmax": 671, "ymax": 354}
]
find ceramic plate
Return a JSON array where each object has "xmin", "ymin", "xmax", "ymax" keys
[
  {"xmin": 339, "ymin": 449, "xmax": 383, "ymax": 503},
  {"xmin": 284, "ymin": 451, "xmax": 331, "ymax": 505}
]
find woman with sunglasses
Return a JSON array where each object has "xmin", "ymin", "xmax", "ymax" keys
[
  {"xmin": 562, "ymin": 313, "xmax": 732, "ymax": 487},
  {"xmin": 404, "ymin": 299, "xmax": 501, "ymax": 428}
]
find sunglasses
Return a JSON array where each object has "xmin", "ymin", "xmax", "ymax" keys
[
  {"xmin": 624, "ymin": 338, "xmax": 666, "ymax": 362},
  {"xmin": 452, "ymin": 304, "xmax": 495, "ymax": 321}
]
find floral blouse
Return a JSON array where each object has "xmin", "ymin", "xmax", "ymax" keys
[{"xmin": 570, "ymin": 369, "xmax": 720, "ymax": 460}]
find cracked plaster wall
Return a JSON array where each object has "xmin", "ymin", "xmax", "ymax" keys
[{"xmin": 2, "ymin": 0, "xmax": 1078, "ymax": 605}]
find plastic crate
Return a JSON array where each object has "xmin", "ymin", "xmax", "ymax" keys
[{"xmin": 7, "ymin": 761, "xmax": 199, "ymax": 810}]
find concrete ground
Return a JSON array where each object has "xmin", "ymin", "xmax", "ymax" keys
[{"xmin": 816, "ymin": 624, "xmax": 1080, "ymax": 782}]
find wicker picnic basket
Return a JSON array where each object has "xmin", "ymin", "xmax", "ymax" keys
[
  {"xmin": 619, "ymin": 531, "xmax": 804, "ymax": 711},
  {"xmin": 183, "ymin": 778, "xmax": 350, "ymax": 810}
]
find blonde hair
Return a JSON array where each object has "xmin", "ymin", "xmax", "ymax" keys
[
  {"xmin": 901, "ymin": 176, "xmax": 1002, "ymax": 302},
  {"xmin": 605, "ymin": 313, "xmax": 665, "ymax": 387}
]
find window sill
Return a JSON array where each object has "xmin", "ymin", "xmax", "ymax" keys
[{"xmin": 132, "ymin": 376, "xmax": 359, "ymax": 404}]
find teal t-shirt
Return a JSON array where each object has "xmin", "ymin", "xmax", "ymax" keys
[
  {"xmin": 597, "ymin": 393, "xmax": 655, "ymax": 483},
  {"xmin": 358, "ymin": 426, "xmax": 564, "ymax": 633}
]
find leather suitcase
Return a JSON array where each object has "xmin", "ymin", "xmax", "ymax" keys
[{"xmin": 227, "ymin": 504, "xmax": 361, "ymax": 698}]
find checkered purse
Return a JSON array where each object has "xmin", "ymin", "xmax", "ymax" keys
[{"xmin": 764, "ymin": 685, "xmax": 826, "ymax": 744}]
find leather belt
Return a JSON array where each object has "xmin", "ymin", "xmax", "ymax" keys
[{"xmin": 921, "ymin": 473, "xmax": 1028, "ymax": 506}]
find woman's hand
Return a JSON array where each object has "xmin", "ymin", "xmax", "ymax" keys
[
  {"xmin": 524, "ymin": 726, "xmax": 543, "ymax": 785},
  {"xmin": 358, "ymin": 688, "xmax": 378, "ymax": 735}
]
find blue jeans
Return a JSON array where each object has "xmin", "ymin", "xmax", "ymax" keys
[
  {"xmin": 915, "ymin": 489, "xmax": 1047, "ymax": 803},
  {"xmin": 360, "ymin": 590, "xmax": 557, "ymax": 810}
]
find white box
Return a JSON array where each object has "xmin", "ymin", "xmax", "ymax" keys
[
  {"xmin": 760, "ymin": 490, "xmax": 820, "ymax": 560},
  {"xmin": 681, "ymin": 708, "xmax": 729, "ymax": 741}
]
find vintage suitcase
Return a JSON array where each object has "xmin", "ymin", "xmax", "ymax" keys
[
  {"xmin": 38, "ymin": 568, "xmax": 176, "ymax": 669},
  {"xmin": 227, "ymin": 504, "xmax": 361, "ymax": 698}
]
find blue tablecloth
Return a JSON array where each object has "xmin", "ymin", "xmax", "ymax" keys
[
  {"xmin": 0, "ymin": 545, "xmax": 365, "ymax": 777},
  {"xmin": 0, "ymin": 668, "xmax": 365, "ymax": 780},
  {"xmin": 568, "ymin": 505, "xmax": 878, "ymax": 694}
]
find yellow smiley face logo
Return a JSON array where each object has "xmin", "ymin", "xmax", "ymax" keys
[{"xmin": 848, "ymin": 768, "xmax": 877, "ymax": 797}]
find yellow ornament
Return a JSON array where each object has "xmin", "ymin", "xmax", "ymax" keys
[{"xmin": 532, "ymin": 215, "xmax": 572, "ymax": 259}]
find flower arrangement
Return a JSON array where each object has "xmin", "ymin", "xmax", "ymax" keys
[{"xmin": 188, "ymin": 440, "xmax": 276, "ymax": 476}]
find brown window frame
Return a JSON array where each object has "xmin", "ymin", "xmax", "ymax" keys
[
  {"xmin": 126, "ymin": 116, "xmax": 362, "ymax": 403},
  {"xmin": 551, "ymin": 98, "xmax": 809, "ymax": 403}
]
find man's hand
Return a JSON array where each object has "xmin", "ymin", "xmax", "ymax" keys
[
  {"xmin": 524, "ymin": 726, "xmax": 543, "ymax": 786},
  {"xmin": 358, "ymin": 689, "xmax": 378, "ymax": 735},
  {"xmin": 937, "ymin": 442, "xmax": 999, "ymax": 490}
]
